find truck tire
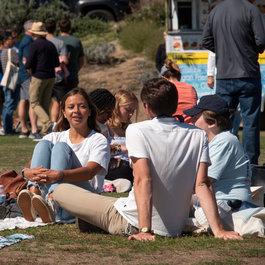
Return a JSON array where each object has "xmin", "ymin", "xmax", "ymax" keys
[{"xmin": 86, "ymin": 9, "xmax": 115, "ymax": 21}]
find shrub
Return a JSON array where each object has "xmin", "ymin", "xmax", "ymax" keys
[
  {"xmin": 129, "ymin": 0, "xmax": 165, "ymax": 25},
  {"xmin": 119, "ymin": 20, "xmax": 164, "ymax": 60},
  {"xmin": 84, "ymin": 42, "xmax": 115, "ymax": 64},
  {"xmin": 29, "ymin": 0, "xmax": 74, "ymax": 23},
  {"xmin": 138, "ymin": 69, "xmax": 158, "ymax": 84},
  {"xmin": 0, "ymin": 0, "xmax": 30, "ymax": 35},
  {"xmin": 0, "ymin": 0, "xmax": 110, "ymax": 40},
  {"xmin": 71, "ymin": 17, "xmax": 110, "ymax": 39}
]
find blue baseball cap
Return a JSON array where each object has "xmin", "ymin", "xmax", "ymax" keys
[{"xmin": 183, "ymin": 94, "xmax": 230, "ymax": 117}]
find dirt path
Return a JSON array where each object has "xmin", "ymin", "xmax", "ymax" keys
[
  {"xmin": 79, "ymin": 41, "xmax": 146, "ymax": 93},
  {"xmin": 78, "ymin": 41, "xmax": 153, "ymax": 121}
]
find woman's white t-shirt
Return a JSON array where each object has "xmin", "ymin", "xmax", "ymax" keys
[{"xmin": 43, "ymin": 129, "xmax": 110, "ymax": 193}]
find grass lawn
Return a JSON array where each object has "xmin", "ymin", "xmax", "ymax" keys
[{"xmin": 0, "ymin": 132, "xmax": 265, "ymax": 264}]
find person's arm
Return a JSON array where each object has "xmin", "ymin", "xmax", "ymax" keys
[
  {"xmin": 195, "ymin": 162, "xmax": 243, "ymax": 240},
  {"xmin": 24, "ymin": 43, "xmax": 34, "ymax": 70},
  {"xmin": 207, "ymin": 76, "xmax": 214, "ymax": 89},
  {"xmin": 207, "ymin": 51, "xmax": 216, "ymax": 89},
  {"xmin": 251, "ymin": 7, "xmax": 265, "ymax": 53},
  {"xmin": 202, "ymin": 14, "xmax": 215, "ymax": 52},
  {"xmin": 11, "ymin": 49, "xmax": 19, "ymax": 66},
  {"xmin": 60, "ymin": 55, "xmax": 68, "ymax": 65},
  {"xmin": 128, "ymin": 157, "xmax": 155, "ymax": 241},
  {"xmin": 28, "ymin": 161, "xmax": 102, "ymax": 184},
  {"xmin": 60, "ymin": 42, "xmax": 69, "ymax": 65},
  {"xmin": 78, "ymin": 56, "xmax": 84, "ymax": 71}
]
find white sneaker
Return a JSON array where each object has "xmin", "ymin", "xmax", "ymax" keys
[
  {"xmin": 17, "ymin": 190, "xmax": 37, "ymax": 222},
  {"xmin": 104, "ymin": 179, "xmax": 132, "ymax": 193},
  {"xmin": 32, "ymin": 195, "xmax": 57, "ymax": 223},
  {"xmin": 0, "ymin": 128, "xmax": 5, "ymax": 136}
]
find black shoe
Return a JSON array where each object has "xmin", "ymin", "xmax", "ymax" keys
[
  {"xmin": 76, "ymin": 218, "xmax": 105, "ymax": 233},
  {"xmin": 33, "ymin": 133, "xmax": 45, "ymax": 142},
  {"xmin": 19, "ymin": 131, "xmax": 29, "ymax": 139}
]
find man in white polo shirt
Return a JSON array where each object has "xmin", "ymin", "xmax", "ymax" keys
[{"xmin": 53, "ymin": 78, "xmax": 242, "ymax": 240}]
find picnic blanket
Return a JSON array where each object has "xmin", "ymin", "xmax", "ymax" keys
[
  {"xmin": 185, "ymin": 201, "xmax": 265, "ymax": 238},
  {"xmin": 0, "ymin": 217, "xmax": 47, "ymax": 231},
  {"xmin": 0, "ymin": 233, "xmax": 34, "ymax": 249}
]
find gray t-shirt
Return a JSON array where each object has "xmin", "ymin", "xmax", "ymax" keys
[{"xmin": 47, "ymin": 37, "xmax": 68, "ymax": 83}]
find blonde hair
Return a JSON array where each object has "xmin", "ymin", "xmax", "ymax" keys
[
  {"xmin": 107, "ymin": 90, "xmax": 138, "ymax": 129},
  {"xmin": 162, "ymin": 58, "xmax": 182, "ymax": 81}
]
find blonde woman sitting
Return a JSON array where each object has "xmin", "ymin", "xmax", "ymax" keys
[{"xmin": 104, "ymin": 90, "xmax": 138, "ymax": 192}]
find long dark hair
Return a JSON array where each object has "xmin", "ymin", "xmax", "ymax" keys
[{"xmin": 55, "ymin": 88, "xmax": 99, "ymax": 132}]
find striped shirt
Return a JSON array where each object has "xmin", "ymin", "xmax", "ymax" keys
[{"xmin": 1, "ymin": 48, "xmax": 19, "ymax": 73}]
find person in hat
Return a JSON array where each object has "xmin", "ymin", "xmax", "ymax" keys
[
  {"xmin": 25, "ymin": 22, "xmax": 59, "ymax": 140},
  {"xmin": 183, "ymin": 94, "xmax": 252, "ymax": 204}
]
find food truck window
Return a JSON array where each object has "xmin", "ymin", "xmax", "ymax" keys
[{"xmin": 177, "ymin": 2, "xmax": 192, "ymax": 29}]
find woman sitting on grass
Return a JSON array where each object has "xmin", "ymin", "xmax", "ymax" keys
[
  {"xmin": 17, "ymin": 88, "xmax": 110, "ymax": 223},
  {"xmin": 161, "ymin": 58, "xmax": 198, "ymax": 124},
  {"xmin": 104, "ymin": 90, "xmax": 138, "ymax": 191},
  {"xmin": 89, "ymin": 88, "xmax": 116, "ymax": 137}
]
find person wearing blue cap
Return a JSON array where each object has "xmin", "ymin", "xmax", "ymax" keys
[{"xmin": 184, "ymin": 94, "xmax": 252, "ymax": 205}]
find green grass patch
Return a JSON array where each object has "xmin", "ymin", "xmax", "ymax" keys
[{"xmin": 1, "ymin": 134, "xmax": 265, "ymax": 263}]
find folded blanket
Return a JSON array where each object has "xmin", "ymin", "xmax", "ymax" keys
[{"xmin": 0, "ymin": 233, "xmax": 34, "ymax": 249}]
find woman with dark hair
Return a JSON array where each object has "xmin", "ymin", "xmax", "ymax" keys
[
  {"xmin": 89, "ymin": 88, "xmax": 116, "ymax": 136},
  {"xmin": 17, "ymin": 88, "xmax": 110, "ymax": 223}
]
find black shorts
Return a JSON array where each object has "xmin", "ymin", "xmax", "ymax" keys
[
  {"xmin": 53, "ymin": 79, "xmax": 79, "ymax": 102},
  {"xmin": 52, "ymin": 80, "xmax": 68, "ymax": 102},
  {"xmin": 105, "ymin": 158, "xmax": 134, "ymax": 184},
  {"xmin": 0, "ymin": 86, "xmax": 4, "ymax": 105}
]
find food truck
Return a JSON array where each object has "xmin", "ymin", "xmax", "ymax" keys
[{"xmin": 165, "ymin": 0, "xmax": 265, "ymax": 126}]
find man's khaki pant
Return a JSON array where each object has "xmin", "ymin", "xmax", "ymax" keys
[
  {"xmin": 29, "ymin": 77, "xmax": 54, "ymax": 134},
  {"xmin": 53, "ymin": 183, "xmax": 131, "ymax": 235}
]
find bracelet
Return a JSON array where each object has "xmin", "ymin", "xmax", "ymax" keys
[
  {"xmin": 59, "ymin": 171, "xmax": 64, "ymax": 181},
  {"xmin": 21, "ymin": 168, "xmax": 29, "ymax": 180}
]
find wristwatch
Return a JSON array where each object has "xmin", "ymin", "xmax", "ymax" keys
[
  {"xmin": 21, "ymin": 168, "xmax": 29, "ymax": 180},
  {"xmin": 140, "ymin": 227, "xmax": 153, "ymax": 234}
]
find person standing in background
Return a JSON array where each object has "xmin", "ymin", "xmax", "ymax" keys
[
  {"xmin": 17, "ymin": 20, "xmax": 38, "ymax": 139},
  {"xmin": 0, "ymin": 33, "xmax": 4, "ymax": 131},
  {"xmin": 155, "ymin": 32, "xmax": 167, "ymax": 75},
  {"xmin": 57, "ymin": 18, "xmax": 84, "ymax": 91},
  {"xmin": 0, "ymin": 31, "xmax": 20, "ymax": 135},
  {"xmin": 202, "ymin": 0, "xmax": 265, "ymax": 165},
  {"xmin": 206, "ymin": 51, "xmax": 242, "ymax": 138},
  {"xmin": 45, "ymin": 19, "xmax": 69, "ymax": 126},
  {"xmin": 25, "ymin": 22, "xmax": 59, "ymax": 140}
]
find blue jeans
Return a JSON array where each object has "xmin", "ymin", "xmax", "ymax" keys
[
  {"xmin": 216, "ymin": 78, "xmax": 261, "ymax": 164},
  {"xmin": 28, "ymin": 140, "xmax": 94, "ymax": 221},
  {"xmin": 2, "ymin": 85, "xmax": 20, "ymax": 133}
]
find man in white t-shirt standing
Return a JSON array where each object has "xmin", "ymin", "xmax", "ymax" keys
[{"xmin": 53, "ymin": 78, "xmax": 242, "ymax": 240}]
